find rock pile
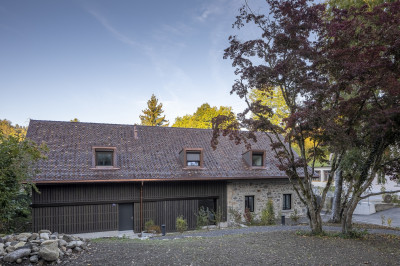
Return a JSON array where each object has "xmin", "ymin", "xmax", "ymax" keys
[{"xmin": 0, "ymin": 230, "xmax": 89, "ymax": 264}]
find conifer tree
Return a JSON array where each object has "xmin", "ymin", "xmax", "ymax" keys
[{"xmin": 139, "ymin": 94, "xmax": 169, "ymax": 126}]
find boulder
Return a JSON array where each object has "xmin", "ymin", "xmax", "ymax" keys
[
  {"xmin": 30, "ymin": 254, "xmax": 39, "ymax": 263},
  {"xmin": 62, "ymin": 234, "xmax": 74, "ymax": 242},
  {"xmin": 16, "ymin": 258, "xmax": 22, "ymax": 263},
  {"xmin": 6, "ymin": 246, "xmax": 16, "ymax": 253},
  {"xmin": 32, "ymin": 245, "xmax": 40, "ymax": 252},
  {"xmin": 16, "ymin": 242, "xmax": 32, "ymax": 251},
  {"xmin": 0, "ymin": 243, "xmax": 6, "ymax": 256},
  {"xmin": 28, "ymin": 233, "xmax": 39, "ymax": 241},
  {"xmin": 3, "ymin": 248, "xmax": 31, "ymax": 263},
  {"xmin": 38, "ymin": 230, "xmax": 52, "ymax": 235},
  {"xmin": 66, "ymin": 240, "xmax": 77, "ymax": 249},
  {"xmin": 17, "ymin": 233, "xmax": 32, "ymax": 241},
  {"xmin": 14, "ymin": 241, "xmax": 26, "ymax": 249},
  {"xmin": 40, "ymin": 233, "xmax": 50, "ymax": 240},
  {"xmin": 76, "ymin": 240, "xmax": 83, "ymax": 247},
  {"xmin": 74, "ymin": 247, "xmax": 82, "ymax": 252},
  {"xmin": 38, "ymin": 240, "xmax": 59, "ymax": 261},
  {"xmin": 58, "ymin": 239, "xmax": 67, "ymax": 247}
]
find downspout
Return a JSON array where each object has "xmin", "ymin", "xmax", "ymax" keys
[{"xmin": 140, "ymin": 181, "xmax": 144, "ymax": 232}]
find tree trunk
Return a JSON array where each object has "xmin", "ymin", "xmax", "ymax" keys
[
  {"xmin": 307, "ymin": 199, "xmax": 324, "ymax": 234},
  {"xmin": 330, "ymin": 168, "xmax": 343, "ymax": 223},
  {"xmin": 341, "ymin": 197, "xmax": 359, "ymax": 234}
]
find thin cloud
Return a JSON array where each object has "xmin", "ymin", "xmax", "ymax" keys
[{"xmin": 88, "ymin": 10, "xmax": 139, "ymax": 47}]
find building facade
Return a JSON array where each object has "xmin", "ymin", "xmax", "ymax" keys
[{"xmin": 27, "ymin": 120, "xmax": 305, "ymax": 233}]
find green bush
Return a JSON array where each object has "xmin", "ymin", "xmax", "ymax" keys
[
  {"xmin": 145, "ymin": 219, "xmax": 155, "ymax": 231},
  {"xmin": 212, "ymin": 208, "xmax": 223, "ymax": 228},
  {"xmin": 195, "ymin": 206, "xmax": 210, "ymax": 228},
  {"xmin": 144, "ymin": 219, "xmax": 161, "ymax": 233},
  {"xmin": 289, "ymin": 209, "xmax": 300, "ymax": 223},
  {"xmin": 261, "ymin": 199, "xmax": 275, "ymax": 225},
  {"xmin": 176, "ymin": 215, "xmax": 188, "ymax": 233}
]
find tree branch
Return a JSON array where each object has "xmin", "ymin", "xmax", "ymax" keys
[{"xmin": 359, "ymin": 190, "xmax": 400, "ymax": 200}]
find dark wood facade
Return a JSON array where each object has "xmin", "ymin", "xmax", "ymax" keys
[{"xmin": 32, "ymin": 181, "xmax": 227, "ymax": 233}]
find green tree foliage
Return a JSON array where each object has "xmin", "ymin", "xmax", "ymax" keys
[
  {"xmin": 173, "ymin": 103, "xmax": 236, "ymax": 129},
  {"xmin": 260, "ymin": 199, "xmax": 276, "ymax": 225},
  {"xmin": 70, "ymin": 118, "xmax": 80, "ymax": 122},
  {"xmin": 139, "ymin": 94, "xmax": 169, "ymax": 126},
  {"xmin": 249, "ymin": 88, "xmax": 289, "ymax": 127},
  {"xmin": 0, "ymin": 119, "xmax": 27, "ymax": 140},
  {"xmin": 327, "ymin": 0, "xmax": 393, "ymax": 10},
  {"xmin": 0, "ymin": 132, "xmax": 46, "ymax": 233}
]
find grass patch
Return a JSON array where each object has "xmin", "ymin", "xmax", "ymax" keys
[{"xmin": 296, "ymin": 228, "xmax": 369, "ymax": 239}]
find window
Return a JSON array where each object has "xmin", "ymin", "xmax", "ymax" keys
[
  {"xmin": 313, "ymin": 170, "xmax": 321, "ymax": 181},
  {"xmin": 96, "ymin": 150, "xmax": 113, "ymax": 166},
  {"xmin": 179, "ymin": 148, "xmax": 204, "ymax": 168},
  {"xmin": 187, "ymin": 151, "xmax": 201, "ymax": 166},
  {"xmin": 252, "ymin": 152, "xmax": 264, "ymax": 166},
  {"xmin": 245, "ymin": 196, "xmax": 254, "ymax": 212},
  {"xmin": 283, "ymin": 194, "xmax": 291, "ymax": 210},
  {"xmin": 92, "ymin": 147, "xmax": 117, "ymax": 169},
  {"xmin": 243, "ymin": 150, "xmax": 265, "ymax": 168}
]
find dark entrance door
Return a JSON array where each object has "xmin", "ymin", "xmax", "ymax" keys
[{"xmin": 119, "ymin": 203, "xmax": 133, "ymax": 231}]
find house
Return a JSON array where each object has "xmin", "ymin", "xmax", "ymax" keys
[
  {"xmin": 27, "ymin": 120, "xmax": 305, "ymax": 234},
  {"xmin": 312, "ymin": 164, "xmax": 400, "ymax": 214}
]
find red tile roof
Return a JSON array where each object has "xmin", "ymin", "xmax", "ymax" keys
[{"xmin": 27, "ymin": 120, "xmax": 291, "ymax": 183}]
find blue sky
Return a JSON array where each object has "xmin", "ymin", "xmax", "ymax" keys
[{"xmin": 0, "ymin": 0, "xmax": 266, "ymax": 127}]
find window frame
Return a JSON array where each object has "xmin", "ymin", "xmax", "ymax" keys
[
  {"xmin": 251, "ymin": 151, "xmax": 265, "ymax": 167},
  {"xmin": 91, "ymin": 147, "xmax": 119, "ymax": 169},
  {"xmin": 283, "ymin": 194, "xmax": 292, "ymax": 210},
  {"xmin": 245, "ymin": 195, "xmax": 255, "ymax": 212},
  {"xmin": 180, "ymin": 148, "xmax": 204, "ymax": 169}
]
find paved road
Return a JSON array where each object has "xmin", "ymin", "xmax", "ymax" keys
[{"xmin": 353, "ymin": 207, "xmax": 400, "ymax": 227}]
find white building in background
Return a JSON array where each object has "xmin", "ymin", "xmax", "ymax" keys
[{"xmin": 312, "ymin": 165, "xmax": 400, "ymax": 215}]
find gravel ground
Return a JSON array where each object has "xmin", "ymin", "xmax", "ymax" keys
[{"xmin": 59, "ymin": 226, "xmax": 400, "ymax": 266}]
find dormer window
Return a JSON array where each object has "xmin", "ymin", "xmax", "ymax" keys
[
  {"xmin": 92, "ymin": 147, "xmax": 118, "ymax": 169},
  {"xmin": 243, "ymin": 150, "xmax": 266, "ymax": 168},
  {"xmin": 179, "ymin": 148, "xmax": 203, "ymax": 168},
  {"xmin": 186, "ymin": 151, "xmax": 201, "ymax": 166},
  {"xmin": 252, "ymin": 152, "xmax": 264, "ymax": 167},
  {"xmin": 96, "ymin": 150, "xmax": 113, "ymax": 166}
]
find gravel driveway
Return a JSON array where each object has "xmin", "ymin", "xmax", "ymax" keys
[{"xmin": 59, "ymin": 225, "xmax": 400, "ymax": 266}]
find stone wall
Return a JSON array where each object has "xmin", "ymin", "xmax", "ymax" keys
[{"xmin": 227, "ymin": 180, "xmax": 306, "ymax": 224}]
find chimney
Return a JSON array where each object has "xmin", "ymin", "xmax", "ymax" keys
[{"xmin": 134, "ymin": 125, "xmax": 138, "ymax": 140}]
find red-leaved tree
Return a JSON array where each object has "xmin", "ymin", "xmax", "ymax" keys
[{"xmin": 214, "ymin": 0, "xmax": 400, "ymax": 235}]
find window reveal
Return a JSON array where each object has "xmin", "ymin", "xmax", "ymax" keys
[
  {"xmin": 283, "ymin": 194, "xmax": 292, "ymax": 210},
  {"xmin": 95, "ymin": 150, "xmax": 114, "ymax": 166},
  {"xmin": 245, "ymin": 196, "xmax": 254, "ymax": 212},
  {"xmin": 186, "ymin": 151, "xmax": 201, "ymax": 166}
]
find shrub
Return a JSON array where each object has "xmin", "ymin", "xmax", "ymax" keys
[
  {"xmin": 212, "ymin": 208, "xmax": 223, "ymax": 229},
  {"xmin": 176, "ymin": 215, "xmax": 188, "ymax": 233},
  {"xmin": 243, "ymin": 208, "xmax": 254, "ymax": 225},
  {"xmin": 195, "ymin": 206, "xmax": 210, "ymax": 228},
  {"xmin": 261, "ymin": 199, "xmax": 275, "ymax": 225},
  {"xmin": 387, "ymin": 218, "xmax": 392, "ymax": 227},
  {"xmin": 144, "ymin": 219, "xmax": 161, "ymax": 233},
  {"xmin": 145, "ymin": 219, "xmax": 155, "ymax": 231},
  {"xmin": 228, "ymin": 207, "xmax": 242, "ymax": 224},
  {"xmin": 289, "ymin": 209, "xmax": 300, "ymax": 223}
]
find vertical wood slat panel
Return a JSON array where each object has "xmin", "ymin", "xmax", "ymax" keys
[
  {"xmin": 33, "ymin": 204, "xmax": 118, "ymax": 234},
  {"xmin": 32, "ymin": 181, "xmax": 227, "ymax": 233}
]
